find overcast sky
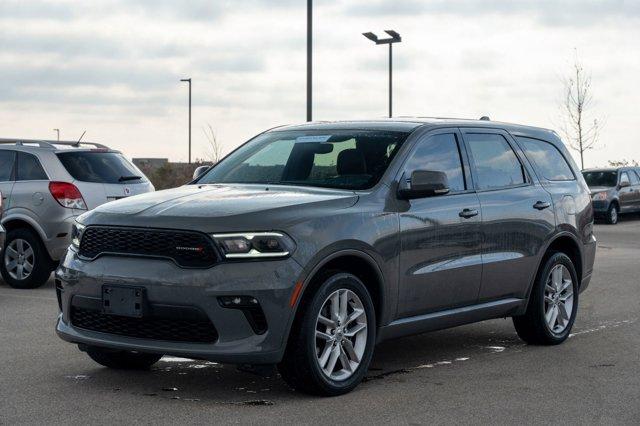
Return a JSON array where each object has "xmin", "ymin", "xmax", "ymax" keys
[{"xmin": 1, "ymin": 0, "xmax": 638, "ymax": 167}]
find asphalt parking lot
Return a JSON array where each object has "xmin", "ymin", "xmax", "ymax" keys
[{"xmin": 1, "ymin": 216, "xmax": 639, "ymax": 425}]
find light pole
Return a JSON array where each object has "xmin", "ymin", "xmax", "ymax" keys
[
  {"xmin": 53, "ymin": 128, "xmax": 60, "ymax": 141},
  {"xmin": 307, "ymin": 0, "xmax": 312, "ymax": 122},
  {"xmin": 363, "ymin": 30, "xmax": 402, "ymax": 118},
  {"xmin": 180, "ymin": 78, "xmax": 192, "ymax": 164}
]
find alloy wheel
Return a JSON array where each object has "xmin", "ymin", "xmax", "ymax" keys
[
  {"xmin": 4, "ymin": 238, "xmax": 35, "ymax": 281},
  {"xmin": 544, "ymin": 264, "xmax": 574, "ymax": 334},
  {"xmin": 315, "ymin": 289, "xmax": 368, "ymax": 381}
]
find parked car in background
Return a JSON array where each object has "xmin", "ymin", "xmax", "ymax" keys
[
  {"xmin": 0, "ymin": 192, "xmax": 5, "ymax": 259},
  {"xmin": 582, "ymin": 167, "xmax": 640, "ymax": 224},
  {"xmin": 56, "ymin": 119, "xmax": 595, "ymax": 395},
  {"xmin": 0, "ymin": 139, "xmax": 154, "ymax": 289}
]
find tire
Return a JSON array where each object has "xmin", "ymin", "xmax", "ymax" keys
[
  {"xmin": 278, "ymin": 271, "xmax": 376, "ymax": 396},
  {"xmin": 513, "ymin": 252, "xmax": 579, "ymax": 345},
  {"xmin": 605, "ymin": 203, "xmax": 619, "ymax": 224},
  {"xmin": 85, "ymin": 346, "xmax": 163, "ymax": 370},
  {"xmin": 0, "ymin": 228, "xmax": 53, "ymax": 289}
]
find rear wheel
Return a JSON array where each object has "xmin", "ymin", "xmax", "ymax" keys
[
  {"xmin": 513, "ymin": 252, "xmax": 579, "ymax": 345},
  {"xmin": 85, "ymin": 346, "xmax": 162, "ymax": 370},
  {"xmin": 1, "ymin": 228, "xmax": 52, "ymax": 289},
  {"xmin": 605, "ymin": 203, "xmax": 619, "ymax": 224},
  {"xmin": 278, "ymin": 271, "xmax": 376, "ymax": 396}
]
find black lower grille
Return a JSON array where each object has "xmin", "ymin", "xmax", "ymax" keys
[
  {"xmin": 71, "ymin": 307, "xmax": 218, "ymax": 343},
  {"xmin": 79, "ymin": 226, "xmax": 219, "ymax": 268}
]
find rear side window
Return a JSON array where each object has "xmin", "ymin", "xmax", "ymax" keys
[
  {"xmin": 466, "ymin": 134, "xmax": 526, "ymax": 190},
  {"xmin": 629, "ymin": 171, "xmax": 640, "ymax": 185},
  {"xmin": 516, "ymin": 137, "xmax": 575, "ymax": 181},
  {"xmin": 56, "ymin": 152, "xmax": 145, "ymax": 184},
  {"xmin": 16, "ymin": 152, "xmax": 48, "ymax": 181},
  {"xmin": 0, "ymin": 151, "xmax": 16, "ymax": 181},
  {"xmin": 403, "ymin": 133, "xmax": 466, "ymax": 192}
]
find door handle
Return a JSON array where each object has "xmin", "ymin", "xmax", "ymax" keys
[
  {"xmin": 459, "ymin": 208, "xmax": 479, "ymax": 219},
  {"xmin": 533, "ymin": 201, "xmax": 551, "ymax": 210}
]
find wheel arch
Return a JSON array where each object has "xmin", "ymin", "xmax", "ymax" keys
[
  {"xmin": 282, "ymin": 249, "xmax": 386, "ymax": 354},
  {"xmin": 1, "ymin": 215, "xmax": 48, "ymax": 244},
  {"xmin": 526, "ymin": 232, "xmax": 583, "ymax": 302}
]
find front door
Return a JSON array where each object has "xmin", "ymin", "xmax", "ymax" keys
[
  {"xmin": 462, "ymin": 129, "xmax": 556, "ymax": 302},
  {"xmin": 398, "ymin": 129, "xmax": 482, "ymax": 318},
  {"xmin": 618, "ymin": 171, "xmax": 635, "ymax": 212}
]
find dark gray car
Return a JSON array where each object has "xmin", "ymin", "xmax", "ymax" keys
[
  {"xmin": 582, "ymin": 167, "xmax": 640, "ymax": 224},
  {"xmin": 56, "ymin": 119, "xmax": 596, "ymax": 395}
]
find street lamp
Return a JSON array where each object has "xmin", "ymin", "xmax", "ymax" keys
[
  {"xmin": 307, "ymin": 0, "xmax": 312, "ymax": 122},
  {"xmin": 180, "ymin": 78, "xmax": 192, "ymax": 164},
  {"xmin": 53, "ymin": 128, "xmax": 60, "ymax": 141},
  {"xmin": 362, "ymin": 30, "xmax": 402, "ymax": 118}
]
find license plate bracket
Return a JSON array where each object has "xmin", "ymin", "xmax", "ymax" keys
[{"xmin": 102, "ymin": 285, "xmax": 145, "ymax": 318}]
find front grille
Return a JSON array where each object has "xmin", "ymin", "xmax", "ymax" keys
[
  {"xmin": 71, "ymin": 307, "xmax": 218, "ymax": 343},
  {"xmin": 79, "ymin": 226, "xmax": 219, "ymax": 268}
]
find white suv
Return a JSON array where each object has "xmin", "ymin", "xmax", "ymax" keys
[{"xmin": 0, "ymin": 138, "xmax": 154, "ymax": 289}]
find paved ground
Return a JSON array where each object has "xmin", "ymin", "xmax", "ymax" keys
[{"xmin": 1, "ymin": 216, "xmax": 639, "ymax": 425}]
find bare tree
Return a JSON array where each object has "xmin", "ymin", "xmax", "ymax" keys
[
  {"xmin": 560, "ymin": 52, "xmax": 600, "ymax": 170},
  {"xmin": 608, "ymin": 159, "xmax": 639, "ymax": 167},
  {"xmin": 203, "ymin": 123, "xmax": 222, "ymax": 164}
]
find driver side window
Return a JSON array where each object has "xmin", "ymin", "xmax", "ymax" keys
[{"xmin": 403, "ymin": 133, "xmax": 466, "ymax": 192}]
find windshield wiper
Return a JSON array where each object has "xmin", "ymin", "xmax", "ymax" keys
[{"xmin": 118, "ymin": 175, "xmax": 142, "ymax": 182}]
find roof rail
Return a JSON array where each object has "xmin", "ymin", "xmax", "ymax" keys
[{"xmin": 0, "ymin": 138, "xmax": 108, "ymax": 150}]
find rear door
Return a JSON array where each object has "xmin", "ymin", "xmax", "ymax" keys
[
  {"xmin": 398, "ymin": 128, "xmax": 483, "ymax": 317},
  {"xmin": 56, "ymin": 151, "xmax": 153, "ymax": 209},
  {"xmin": 461, "ymin": 129, "xmax": 555, "ymax": 302},
  {"xmin": 0, "ymin": 150, "xmax": 16, "ymax": 217}
]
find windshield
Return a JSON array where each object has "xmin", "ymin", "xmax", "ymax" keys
[
  {"xmin": 582, "ymin": 171, "xmax": 618, "ymax": 187},
  {"xmin": 57, "ymin": 151, "xmax": 146, "ymax": 184},
  {"xmin": 197, "ymin": 130, "xmax": 409, "ymax": 190}
]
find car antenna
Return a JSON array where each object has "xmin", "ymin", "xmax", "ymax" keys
[{"xmin": 75, "ymin": 130, "xmax": 86, "ymax": 147}]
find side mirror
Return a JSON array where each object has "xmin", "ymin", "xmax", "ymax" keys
[
  {"xmin": 192, "ymin": 165, "xmax": 210, "ymax": 181},
  {"xmin": 398, "ymin": 170, "xmax": 450, "ymax": 199},
  {"xmin": 619, "ymin": 180, "xmax": 631, "ymax": 188}
]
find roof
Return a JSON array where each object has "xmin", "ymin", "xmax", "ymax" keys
[
  {"xmin": 0, "ymin": 138, "xmax": 110, "ymax": 151},
  {"xmin": 272, "ymin": 117, "xmax": 558, "ymax": 139}
]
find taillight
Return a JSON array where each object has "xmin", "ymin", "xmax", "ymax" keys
[{"xmin": 49, "ymin": 182, "xmax": 87, "ymax": 210}]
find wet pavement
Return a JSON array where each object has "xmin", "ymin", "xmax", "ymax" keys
[{"xmin": 1, "ymin": 216, "xmax": 639, "ymax": 424}]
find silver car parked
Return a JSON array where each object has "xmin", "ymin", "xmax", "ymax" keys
[{"xmin": 0, "ymin": 138, "xmax": 154, "ymax": 289}]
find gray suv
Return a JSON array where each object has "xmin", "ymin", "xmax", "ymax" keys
[
  {"xmin": 56, "ymin": 119, "xmax": 596, "ymax": 395},
  {"xmin": 582, "ymin": 167, "xmax": 640, "ymax": 224},
  {"xmin": 0, "ymin": 139, "xmax": 154, "ymax": 289}
]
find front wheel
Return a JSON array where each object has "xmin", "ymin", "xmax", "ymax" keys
[
  {"xmin": 85, "ymin": 346, "xmax": 163, "ymax": 370},
  {"xmin": 278, "ymin": 271, "xmax": 376, "ymax": 396},
  {"xmin": 605, "ymin": 203, "xmax": 619, "ymax": 224},
  {"xmin": 513, "ymin": 252, "xmax": 579, "ymax": 345}
]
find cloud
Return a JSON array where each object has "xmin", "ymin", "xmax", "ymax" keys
[{"xmin": 344, "ymin": 0, "xmax": 640, "ymax": 26}]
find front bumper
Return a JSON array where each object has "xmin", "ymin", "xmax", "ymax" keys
[
  {"xmin": 55, "ymin": 249, "xmax": 303, "ymax": 364},
  {"xmin": 591, "ymin": 199, "xmax": 610, "ymax": 214}
]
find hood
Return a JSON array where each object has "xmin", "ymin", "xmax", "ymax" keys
[
  {"xmin": 81, "ymin": 184, "xmax": 359, "ymax": 232},
  {"xmin": 589, "ymin": 186, "xmax": 613, "ymax": 195}
]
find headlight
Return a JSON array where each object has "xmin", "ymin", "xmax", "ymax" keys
[
  {"xmin": 71, "ymin": 222, "xmax": 86, "ymax": 250},
  {"xmin": 212, "ymin": 232, "xmax": 295, "ymax": 259},
  {"xmin": 592, "ymin": 192, "xmax": 607, "ymax": 201}
]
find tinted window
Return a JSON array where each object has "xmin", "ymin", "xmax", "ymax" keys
[
  {"xmin": 620, "ymin": 172, "xmax": 630, "ymax": 185},
  {"xmin": 629, "ymin": 171, "xmax": 640, "ymax": 185},
  {"xmin": 466, "ymin": 134, "xmax": 526, "ymax": 190},
  {"xmin": 0, "ymin": 151, "xmax": 16, "ymax": 182},
  {"xmin": 582, "ymin": 171, "xmax": 618, "ymax": 187},
  {"xmin": 16, "ymin": 152, "xmax": 47, "ymax": 181},
  {"xmin": 516, "ymin": 137, "xmax": 574, "ymax": 181},
  {"xmin": 403, "ymin": 133, "xmax": 465, "ymax": 192},
  {"xmin": 198, "ymin": 130, "xmax": 408, "ymax": 190},
  {"xmin": 57, "ymin": 152, "xmax": 145, "ymax": 184}
]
